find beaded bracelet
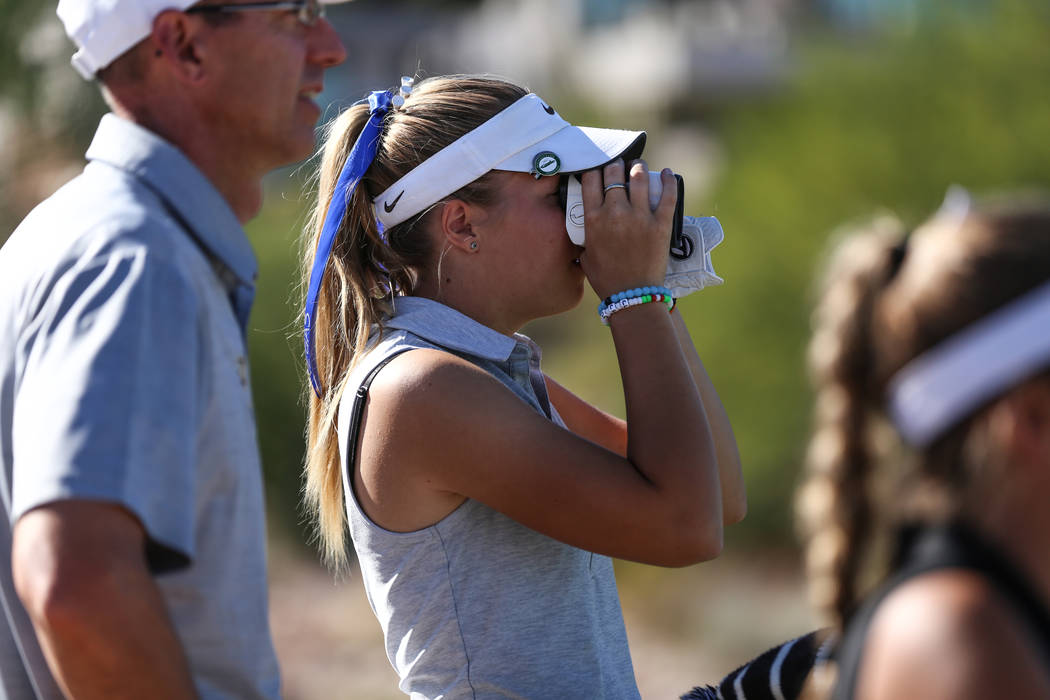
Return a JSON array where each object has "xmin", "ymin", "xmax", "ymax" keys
[
  {"xmin": 598, "ymin": 286, "xmax": 675, "ymax": 325},
  {"xmin": 598, "ymin": 285, "xmax": 674, "ymax": 317}
]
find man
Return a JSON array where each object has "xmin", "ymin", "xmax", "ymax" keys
[{"xmin": 0, "ymin": 1, "xmax": 346, "ymax": 697}]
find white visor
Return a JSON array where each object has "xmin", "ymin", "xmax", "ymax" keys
[
  {"xmin": 374, "ymin": 94, "xmax": 646, "ymax": 228},
  {"xmin": 888, "ymin": 279, "xmax": 1050, "ymax": 447}
]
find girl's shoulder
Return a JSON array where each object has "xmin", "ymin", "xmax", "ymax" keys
[{"xmin": 855, "ymin": 570, "xmax": 1050, "ymax": 700}]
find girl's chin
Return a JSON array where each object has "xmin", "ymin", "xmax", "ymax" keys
[
  {"xmin": 537, "ymin": 283, "xmax": 585, "ymax": 321},
  {"xmin": 565, "ymin": 278, "xmax": 587, "ymax": 309}
]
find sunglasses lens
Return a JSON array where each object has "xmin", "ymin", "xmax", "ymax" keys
[
  {"xmin": 297, "ymin": 0, "xmax": 314, "ymax": 24},
  {"xmin": 306, "ymin": 0, "xmax": 324, "ymax": 24}
]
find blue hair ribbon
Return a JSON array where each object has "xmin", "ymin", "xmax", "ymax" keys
[{"xmin": 305, "ymin": 89, "xmax": 394, "ymax": 397}]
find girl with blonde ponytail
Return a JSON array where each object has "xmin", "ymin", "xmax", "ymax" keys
[
  {"xmin": 300, "ymin": 75, "xmax": 745, "ymax": 698},
  {"xmin": 797, "ymin": 192, "xmax": 1050, "ymax": 700}
]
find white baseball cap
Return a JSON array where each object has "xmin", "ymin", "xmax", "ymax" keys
[
  {"xmin": 374, "ymin": 93, "xmax": 646, "ymax": 228},
  {"xmin": 57, "ymin": 0, "xmax": 350, "ymax": 80}
]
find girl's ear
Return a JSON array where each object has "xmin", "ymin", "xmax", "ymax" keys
[{"xmin": 438, "ymin": 199, "xmax": 481, "ymax": 254}]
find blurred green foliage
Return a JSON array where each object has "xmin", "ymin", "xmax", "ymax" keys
[
  {"xmin": 692, "ymin": 0, "xmax": 1050, "ymax": 543},
  {"xmin": 0, "ymin": 0, "xmax": 44, "ymax": 103},
  {"xmin": 244, "ymin": 190, "xmax": 316, "ymax": 542},
  {"xmin": 0, "ymin": 0, "xmax": 106, "ymax": 233}
]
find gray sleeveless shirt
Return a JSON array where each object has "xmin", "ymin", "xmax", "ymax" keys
[{"xmin": 338, "ymin": 297, "xmax": 640, "ymax": 699}]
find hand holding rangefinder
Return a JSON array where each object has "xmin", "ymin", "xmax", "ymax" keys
[
  {"xmin": 557, "ymin": 168, "xmax": 726, "ymax": 299},
  {"xmin": 559, "ymin": 171, "xmax": 687, "ymax": 258}
]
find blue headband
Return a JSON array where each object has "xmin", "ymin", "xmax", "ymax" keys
[{"xmin": 304, "ymin": 89, "xmax": 394, "ymax": 397}]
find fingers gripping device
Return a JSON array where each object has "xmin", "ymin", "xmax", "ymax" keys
[{"xmin": 560, "ymin": 172, "xmax": 725, "ymax": 298}]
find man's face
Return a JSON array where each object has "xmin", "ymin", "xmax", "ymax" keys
[{"xmin": 194, "ymin": 2, "xmax": 347, "ymax": 171}]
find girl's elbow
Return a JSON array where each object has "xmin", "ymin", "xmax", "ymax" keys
[
  {"xmin": 690, "ymin": 523, "xmax": 724, "ymax": 563},
  {"xmin": 724, "ymin": 494, "xmax": 747, "ymax": 526},
  {"xmin": 662, "ymin": 514, "xmax": 723, "ymax": 567}
]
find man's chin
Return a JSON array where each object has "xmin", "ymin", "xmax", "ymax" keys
[{"xmin": 275, "ymin": 132, "xmax": 320, "ymax": 169}]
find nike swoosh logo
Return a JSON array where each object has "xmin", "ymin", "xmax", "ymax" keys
[
  {"xmin": 383, "ymin": 190, "xmax": 405, "ymax": 213},
  {"xmin": 542, "ymin": 103, "xmax": 555, "ymax": 115}
]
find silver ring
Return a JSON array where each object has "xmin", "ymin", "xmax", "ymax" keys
[{"xmin": 603, "ymin": 183, "xmax": 627, "ymax": 194}]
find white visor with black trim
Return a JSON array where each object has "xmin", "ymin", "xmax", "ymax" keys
[{"xmin": 373, "ymin": 93, "xmax": 646, "ymax": 228}]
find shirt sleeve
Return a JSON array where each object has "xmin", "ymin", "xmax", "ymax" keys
[{"xmin": 12, "ymin": 232, "xmax": 203, "ymax": 570}]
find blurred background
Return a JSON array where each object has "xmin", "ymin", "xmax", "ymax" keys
[{"xmin": 3, "ymin": 0, "xmax": 1050, "ymax": 696}]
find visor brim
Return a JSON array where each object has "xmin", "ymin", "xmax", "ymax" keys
[{"xmin": 495, "ymin": 126, "xmax": 646, "ymax": 174}]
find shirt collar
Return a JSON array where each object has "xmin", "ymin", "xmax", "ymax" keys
[
  {"xmin": 85, "ymin": 113, "xmax": 258, "ymax": 288},
  {"xmin": 385, "ymin": 297, "xmax": 521, "ymax": 363}
]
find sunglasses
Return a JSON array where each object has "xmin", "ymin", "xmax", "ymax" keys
[{"xmin": 187, "ymin": 0, "xmax": 326, "ymax": 26}]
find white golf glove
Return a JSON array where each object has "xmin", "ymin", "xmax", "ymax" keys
[{"xmin": 665, "ymin": 215, "xmax": 724, "ymax": 298}]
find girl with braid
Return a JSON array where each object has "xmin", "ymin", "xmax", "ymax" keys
[
  {"xmin": 300, "ymin": 75, "xmax": 744, "ymax": 698},
  {"xmin": 796, "ymin": 191, "xmax": 1050, "ymax": 700}
]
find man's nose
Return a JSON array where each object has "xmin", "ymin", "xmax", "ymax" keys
[{"xmin": 309, "ymin": 17, "xmax": 347, "ymax": 68}]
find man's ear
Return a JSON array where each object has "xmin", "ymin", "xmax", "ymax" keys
[
  {"xmin": 151, "ymin": 10, "xmax": 206, "ymax": 82},
  {"xmin": 438, "ymin": 199, "xmax": 482, "ymax": 254}
]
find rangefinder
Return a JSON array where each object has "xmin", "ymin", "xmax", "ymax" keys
[{"xmin": 558, "ymin": 171, "xmax": 688, "ymax": 259}]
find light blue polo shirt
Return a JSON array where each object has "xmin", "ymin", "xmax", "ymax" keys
[{"xmin": 0, "ymin": 114, "xmax": 280, "ymax": 699}]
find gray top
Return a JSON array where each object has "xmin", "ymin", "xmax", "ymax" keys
[
  {"xmin": 0, "ymin": 114, "xmax": 280, "ymax": 699},
  {"xmin": 339, "ymin": 296, "xmax": 640, "ymax": 700}
]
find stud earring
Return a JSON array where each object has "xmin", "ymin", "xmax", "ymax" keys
[{"xmin": 469, "ymin": 241, "xmax": 478, "ymax": 251}]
